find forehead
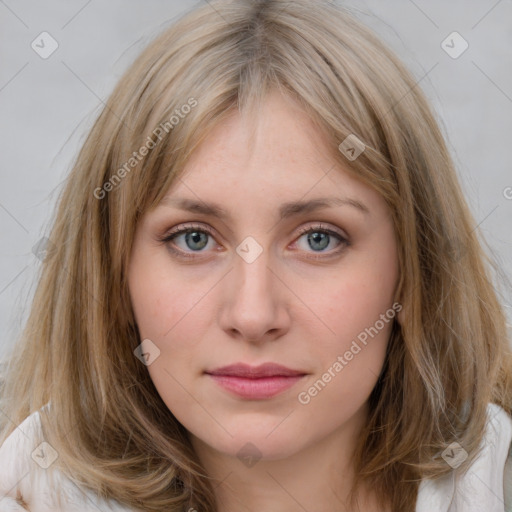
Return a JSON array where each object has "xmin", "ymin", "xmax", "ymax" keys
[
  {"xmin": 169, "ymin": 91, "xmax": 340, "ymax": 190},
  {"xmin": 157, "ymin": 90, "xmax": 384, "ymax": 218}
]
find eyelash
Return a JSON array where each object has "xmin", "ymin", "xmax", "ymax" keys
[{"xmin": 158, "ymin": 223, "xmax": 349, "ymax": 260}]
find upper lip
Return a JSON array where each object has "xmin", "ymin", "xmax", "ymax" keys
[{"xmin": 205, "ymin": 363, "xmax": 307, "ymax": 378}]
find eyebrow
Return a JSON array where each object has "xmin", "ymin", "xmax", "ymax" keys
[{"xmin": 159, "ymin": 195, "xmax": 370, "ymax": 220}]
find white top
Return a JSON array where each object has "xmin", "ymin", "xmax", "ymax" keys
[{"xmin": 0, "ymin": 403, "xmax": 511, "ymax": 511}]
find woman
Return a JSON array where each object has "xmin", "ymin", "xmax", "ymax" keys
[{"xmin": 1, "ymin": 0, "xmax": 511, "ymax": 510}]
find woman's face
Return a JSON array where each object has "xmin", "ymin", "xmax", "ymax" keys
[{"xmin": 128, "ymin": 90, "xmax": 400, "ymax": 462}]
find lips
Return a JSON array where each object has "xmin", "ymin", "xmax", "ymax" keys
[
  {"xmin": 205, "ymin": 363, "xmax": 307, "ymax": 399},
  {"xmin": 205, "ymin": 362, "xmax": 306, "ymax": 378}
]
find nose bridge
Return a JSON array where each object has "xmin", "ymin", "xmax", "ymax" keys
[
  {"xmin": 233, "ymin": 241, "xmax": 275, "ymax": 309},
  {"xmin": 219, "ymin": 240, "xmax": 287, "ymax": 342}
]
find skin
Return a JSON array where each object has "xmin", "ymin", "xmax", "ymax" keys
[{"xmin": 128, "ymin": 89, "xmax": 399, "ymax": 512}]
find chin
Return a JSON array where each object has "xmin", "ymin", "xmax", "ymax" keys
[
  {"xmin": 220, "ymin": 436, "xmax": 299, "ymax": 463},
  {"xmin": 189, "ymin": 419, "xmax": 303, "ymax": 461}
]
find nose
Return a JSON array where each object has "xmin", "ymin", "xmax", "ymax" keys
[{"xmin": 218, "ymin": 247, "xmax": 291, "ymax": 345}]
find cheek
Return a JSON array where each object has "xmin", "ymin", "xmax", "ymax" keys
[
  {"xmin": 129, "ymin": 262, "xmax": 210, "ymax": 409},
  {"xmin": 296, "ymin": 292, "xmax": 393, "ymax": 417},
  {"xmin": 296, "ymin": 251, "xmax": 397, "ymax": 397},
  {"xmin": 303, "ymin": 264, "xmax": 397, "ymax": 346},
  {"xmin": 128, "ymin": 249, "xmax": 207, "ymax": 341},
  {"xmin": 132, "ymin": 285, "xmax": 209, "ymax": 350}
]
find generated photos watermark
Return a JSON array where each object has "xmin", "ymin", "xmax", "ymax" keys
[
  {"xmin": 94, "ymin": 97, "xmax": 198, "ymax": 200},
  {"xmin": 297, "ymin": 301, "xmax": 402, "ymax": 405}
]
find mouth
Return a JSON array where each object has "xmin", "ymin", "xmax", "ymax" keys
[{"xmin": 204, "ymin": 363, "xmax": 308, "ymax": 399}]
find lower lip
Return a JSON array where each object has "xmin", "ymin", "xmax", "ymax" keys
[{"xmin": 206, "ymin": 374, "xmax": 305, "ymax": 399}]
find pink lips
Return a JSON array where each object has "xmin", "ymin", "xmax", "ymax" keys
[{"xmin": 205, "ymin": 363, "xmax": 307, "ymax": 399}]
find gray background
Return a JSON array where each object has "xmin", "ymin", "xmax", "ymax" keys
[{"xmin": 1, "ymin": 0, "xmax": 511, "ymax": 356}]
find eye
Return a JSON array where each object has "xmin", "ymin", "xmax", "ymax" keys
[
  {"xmin": 158, "ymin": 223, "xmax": 218, "ymax": 258},
  {"xmin": 292, "ymin": 223, "xmax": 349, "ymax": 259},
  {"xmin": 158, "ymin": 222, "xmax": 349, "ymax": 260}
]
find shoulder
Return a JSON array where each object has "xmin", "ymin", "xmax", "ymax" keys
[
  {"xmin": 0, "ymin": 406, "xmax": 134, "ymax": 512},
  {"xmin": 416, "ymin": 402, "xmax": 512, "ymax": 512}
]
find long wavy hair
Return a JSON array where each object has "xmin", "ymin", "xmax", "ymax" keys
[{"xmin": 1, "ymin": 0, "xmax": 511, "ymax": 511}]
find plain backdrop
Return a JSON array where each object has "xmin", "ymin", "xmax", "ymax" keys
[{"xmin": 1, "ymin": 0, "xmax": 511, "ymax": 355}]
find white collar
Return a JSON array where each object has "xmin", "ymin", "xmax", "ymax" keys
[{"xmin": 416, "ymin": 403, "xmax": 512, "ymax": 512}]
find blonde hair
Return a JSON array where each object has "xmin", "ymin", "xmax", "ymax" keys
[{"xmin": 1, "ymin": 0, "xmax": 511, "ymax": 510}]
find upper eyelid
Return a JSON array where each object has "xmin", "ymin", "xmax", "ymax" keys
[
  {"xmin": 164, "ymin": 223, "xmax": 216, "ymax": 239},
  {"xmin": 296, "ymin": 223, "xmax": 346, "ymax": 237},
  {"xmin": 164, "ymin": 221, "xmax": 346, "ymax": 239}
]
